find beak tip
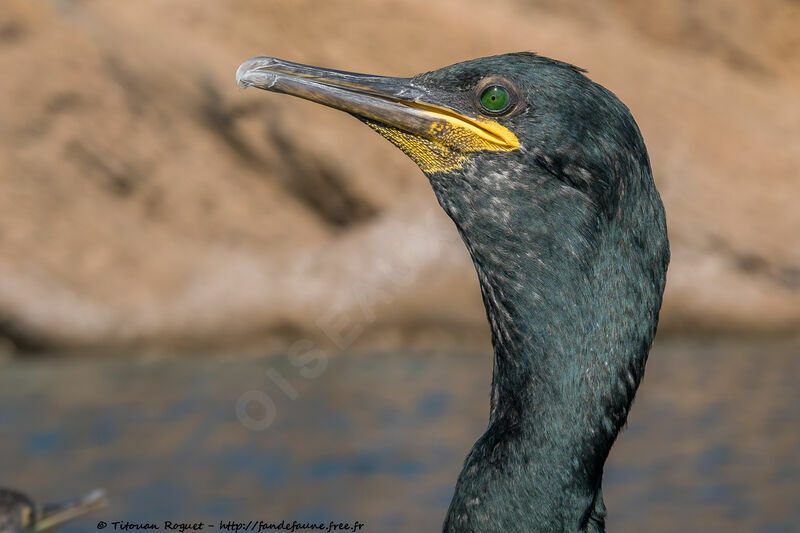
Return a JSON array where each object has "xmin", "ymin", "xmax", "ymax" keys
[
  {"xmin": 236, "ymin": 56, "xmax": 279, "ymax": 90},
  {"xmin": 235, "ymin": 61, "xmax": 252, "ymax": 89}
]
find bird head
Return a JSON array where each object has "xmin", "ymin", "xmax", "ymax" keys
[
  {"xmin": 236, "ymin": 53, "xmax": 667, "ymax": 314},
  {"xmin": 0, "ymin": 489, "xmax": 34, "ymax": 532},
  {"xmin": 0, "ymin": 488, "xmax": 107, "ymax": 533}
]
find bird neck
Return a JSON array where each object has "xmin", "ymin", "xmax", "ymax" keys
[
  {"xmin": 444, "ymin": 244, "xmax": 647, "ymax": 532},
  {"xmin": 436, "ymin": 165, "xmax": 666, "ymax": 531},
  {"xmin": 484, "ymin": 245, "xmax": 625, "ymax": 480}
]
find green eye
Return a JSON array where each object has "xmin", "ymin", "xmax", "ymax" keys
[{"xmin": 479, "ymin": 85, "xmax": 510, "ymax": 113}]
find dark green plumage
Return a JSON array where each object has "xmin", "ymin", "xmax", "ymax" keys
[
  {"xmin": 416, "ymin": 54, "xmax": 669, "ymax": 533},
  {"xmin": 237, "ymin": 52, "xmax": 669, "ymax": 532},
  {"xmin": 0, "ymin": 489, "xmax": 35, "ymax": 533}
]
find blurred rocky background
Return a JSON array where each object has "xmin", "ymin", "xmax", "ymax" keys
[{"xmin": 1, "ymin": 0, "xmax": 799, "ymax": 353}]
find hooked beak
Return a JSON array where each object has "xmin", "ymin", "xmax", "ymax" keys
[{"xmin": 236, "ymin": 56, "xmax": 518, "ymax": 173}]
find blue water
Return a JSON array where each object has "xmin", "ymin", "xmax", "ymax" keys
[{"xmin": 1, "ymin": 339, "xmax": 798, "ymax": 532}]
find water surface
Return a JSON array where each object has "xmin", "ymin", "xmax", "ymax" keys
[{"xmin": 1, "ymin": 339, "xmax": 798, "ymax": 532}]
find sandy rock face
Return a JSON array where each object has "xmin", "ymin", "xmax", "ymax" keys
[{"xmin": 0, "ymin": 0, "xmax": 798, "ymax": 351}]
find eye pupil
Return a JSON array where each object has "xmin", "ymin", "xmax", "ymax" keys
[{"xmin": 480, "ymin": 85, "xmax": 510, "ymax": 113}]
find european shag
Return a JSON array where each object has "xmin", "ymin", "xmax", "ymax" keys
[
  {"xmin": 0, "ymin": 488, "xmax": 106, "ymax": 533},
  {"xmin": 236, "ymin": 52, "xmax": 669, "ymax": 533}
]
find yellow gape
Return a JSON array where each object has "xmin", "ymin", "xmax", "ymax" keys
[{"xmin": 365, "ymin": 109, "xmax": 519, "ymax": 173}]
